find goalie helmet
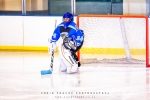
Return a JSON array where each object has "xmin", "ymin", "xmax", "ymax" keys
[{"xmin": 63, "ymin": 12, "xmax": 74, "ymax": 28}]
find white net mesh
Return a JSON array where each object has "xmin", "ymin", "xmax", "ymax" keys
[{"xmin": 77, "ymin": 15, "xmax": 147, "ymax": 64}]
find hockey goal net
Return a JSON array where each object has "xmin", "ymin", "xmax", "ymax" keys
[{"xmin": 76, "ymin": 14, "xmax": 150, "ymax": 67}]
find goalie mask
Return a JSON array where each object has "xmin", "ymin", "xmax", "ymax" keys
[{"xmin": 63, "ymin": 12, "xmax": 74, "ymax": 28}]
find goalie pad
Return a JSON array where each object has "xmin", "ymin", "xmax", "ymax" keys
[
  {"xmin": 58, "ymin": 43, "xmax": 78, "ymax": 74},
  {"xmin": 63, "ymin": 37, "xmax": 77, "ymax": 51}
]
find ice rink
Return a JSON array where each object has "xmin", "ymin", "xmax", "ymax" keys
[{"xmin": 0, "ymin": 52, "xmax": 150, "ymax": 100}]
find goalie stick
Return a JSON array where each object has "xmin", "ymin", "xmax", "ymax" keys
[
  {"xmin": 41, "ymin": 20, "xmax": 57, "ymax": 75},
  {"xmin": 40, "ymin": 50, "xmax": 54, "ymax": 75},
  {"xmin": 50, "ymin": 50, "xmax": 54, "ymax": 70}
]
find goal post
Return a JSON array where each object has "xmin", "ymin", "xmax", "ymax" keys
[
  {"xmin": 146, "ymin": 16, "xmax": 149, "ymax": 67},
  {"xmin": 76, "ymin": 14, "xmax": 150, "ymax": 67}
]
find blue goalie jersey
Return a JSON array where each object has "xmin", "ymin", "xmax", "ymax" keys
[{"xmin": 51, "ymin": 21, "xmax": 84, "ymax": 47}]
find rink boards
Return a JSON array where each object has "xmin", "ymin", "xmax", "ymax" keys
[{"xmin": 0, "ymin": 16, "xmax": 149, "ymax": 55}]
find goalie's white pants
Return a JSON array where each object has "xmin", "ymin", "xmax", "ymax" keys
[{"xmin": 58, "ymin": 44, "xmax": 78, "ymax": 74}]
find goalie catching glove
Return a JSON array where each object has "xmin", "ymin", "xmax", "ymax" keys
[{"xmin": 63, "ymin": 37, "xmax": 77, "ymax": 51}]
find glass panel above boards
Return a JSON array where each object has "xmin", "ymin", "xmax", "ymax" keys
[
  {"xmin": 48, "ymin": 0, "xmax": 71, "ymax": 15},
  {"xmin": 76, "ymin": 0, "xmax": 123, "ymax": 15},
  {"xmin": 0, "ymin": 0, "xmax": 22, "ymax": 15}
]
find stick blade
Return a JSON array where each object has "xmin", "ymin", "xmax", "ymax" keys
[{"xmin": 41, "ymin": 70, "xmax": 52, "ymax": 75}]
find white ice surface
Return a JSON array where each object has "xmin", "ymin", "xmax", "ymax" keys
[{"xmin": 0, "ymin": 52, "xmax": 150, "ymax": 100}]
